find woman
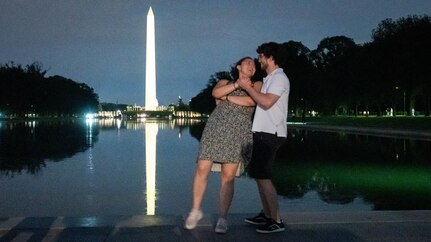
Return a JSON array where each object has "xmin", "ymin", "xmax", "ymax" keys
[{"xmin": 185, "ymin": 57, "xmax": 262, "ymax": 233}]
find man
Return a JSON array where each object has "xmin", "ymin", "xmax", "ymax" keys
[{"xmin": 237, "ymin": 42, "xmax": 290, "ymax": 233}]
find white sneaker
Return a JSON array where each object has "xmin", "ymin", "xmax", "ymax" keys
[
  {"xmin": 215, "ymin": 217, "xmax": 228, "ymax": 234},
  {"xmin": 184, "ymin": 209, "xmax": 203, "ymax": 229}
]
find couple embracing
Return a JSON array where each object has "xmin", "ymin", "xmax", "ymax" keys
[{"xmin": 185, "ymin": 42, "xmax": 290, "ymax": 234}]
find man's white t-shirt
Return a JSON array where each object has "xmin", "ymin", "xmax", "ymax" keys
[{"xmin": 252, "ymin": 68, "xmax": 290, "ymax": 137}]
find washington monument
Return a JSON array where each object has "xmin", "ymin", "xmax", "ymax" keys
[{"xmin": 145, "ymin": 6, "xmax": 158, "ymax": 110}]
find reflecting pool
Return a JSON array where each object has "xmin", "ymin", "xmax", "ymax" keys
[
  {"xmin": 0, "ymin": 119, "xmax": 430, "ymax": 217},
  {"xmin": 275, "ymin": 128, "xmax": 431, "ymax": 210}
]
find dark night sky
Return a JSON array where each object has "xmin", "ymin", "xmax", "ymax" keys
[{"xmin": 1, "ymin": 0, "xmax": 430, "ymax": 105}]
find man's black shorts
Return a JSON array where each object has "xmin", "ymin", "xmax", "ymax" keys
[{"xmin": 248, "ymin": 132, "xmax": 286, "ymax": 179}]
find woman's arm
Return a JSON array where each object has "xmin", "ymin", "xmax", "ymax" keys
[
  {"xmin": 212, "ymin": 79, "xmax": 239, "ymax": 99},
  {"xmin": 226, "ymin": 81, "xmax": 263, "ymax": 107}
]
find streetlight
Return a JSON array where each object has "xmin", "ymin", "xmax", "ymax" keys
[
  {"xmin": 301, "ymin": 98, "xmax": 306, "ymax": 123},
  {"xmin": 395, "ymin": 86, "xmax": 399, "ymax": 116}
]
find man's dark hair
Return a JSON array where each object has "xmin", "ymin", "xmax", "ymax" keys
[{"xmin": 256, "ymin": 42, "xmax": 285, "ymax": 67}]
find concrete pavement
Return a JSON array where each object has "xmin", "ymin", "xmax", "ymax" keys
[
  {"xmin": 287, "ymin": 122, "xmax": 431, "ymax": 140},
  {"xmin": 1, "ymin": 210, "xmax": 431, "ymax": 241}
]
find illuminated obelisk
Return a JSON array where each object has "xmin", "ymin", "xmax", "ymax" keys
[{"xmin": 145, "ymin": 6, "xmax": 158, "ymax": 110}]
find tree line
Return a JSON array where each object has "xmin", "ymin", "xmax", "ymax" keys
[
  {"xmin": 190, "ymin": 15, "xmax": 431, "ymax": 117},
  {"xmin": 0, "ymin": 62, "xmax": 99, "ymax": 118}
]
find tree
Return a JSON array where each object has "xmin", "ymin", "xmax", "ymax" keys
[
  {"xmin": 371, "ymin": 15, "xmax": 431, "ymax": 116},
  {"xmin": 189, "ymin": 71, "xmax": 231, "ymax": 114},
  {"xmin": 0, "ymin": 62, "xmax": 99, "ymax": 117},
  {"xmin": 310, "ymin": 36, "xmax": 358, "ymax": 115},
  {"xmin": 187, "ymin": 15, "xmax": 431, "ymax": 117},
  {"xmin": 279, "ymin": 41, "xmax": 316, "ymax": 118}
]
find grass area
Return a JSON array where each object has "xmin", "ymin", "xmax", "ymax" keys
[{"xmin": 297, "ymin": 116, "xmax": 431, "ymax": 131}]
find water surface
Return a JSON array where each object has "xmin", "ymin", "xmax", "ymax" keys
[{"xmin": 0, "ymin": 119, "xmax": 430, "ymax": 217}]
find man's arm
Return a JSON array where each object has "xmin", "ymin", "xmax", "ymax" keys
[
  {"xmin": 227, "ymin": 81, "xmax": 263, "ymax": 107},
  {"xmin": 237, "ymin": 78, "xmax": 280, "ymax": 110}
]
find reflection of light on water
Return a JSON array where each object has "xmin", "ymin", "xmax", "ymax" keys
[
  {"xmin": 87, "ymin": 117, "xmax": 203, "ymax": 215},
  {"xmin": 145, "ymin": 122, "xmax": 158, "ymax": 215},
  {"xmin": 116, "ymin": 119, "xmax": 122, "ymax": 129},
  {"xmin": 85, "ymin": 119, "xmax": 95, "ymax": 192},
  {"xmin": 87, "ymin": 147, "xmax": 94, "ymax": 174},
  {"xmin": 25, "ymin": 121, "xmax": 37, "ymax": 134},
  {"xmin": 86, "ymin": 119, "xmax": 93, "ymax": 146},
  {"xmin": 80, "ymin": 216, "xmax": 97, "ymax": 226},
  {"xmin": 97, "ymin": 118, "xmax": 201, "ymax": 215},
  {"xmin": 84, "ymin": 120, "xmax": 96, "ymax": 212},
  {"xmin": 24, "ymin": 121, "xmax": 37, "ymax": 128}
]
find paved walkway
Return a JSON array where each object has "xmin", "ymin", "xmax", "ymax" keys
[
  {"xmin": 1, "ymin": 211, "xmax": 430, "ymax": 241},
  {"xmin": 287, "ymin": 122, "xmax": 431, "ymax": 140}
]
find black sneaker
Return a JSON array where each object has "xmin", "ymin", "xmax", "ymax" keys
[
  {"xmin": 256, "ymin": 219, "xmax": 285, "ymax": 233},
  {"xmin": 244, "ymin": 211, "xmax": 269, "ymax": 225}
]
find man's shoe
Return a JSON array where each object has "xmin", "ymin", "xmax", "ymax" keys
[
  {"xmin": 184, "ymin": 209, "xmax": 203, "ymax": 230},
  {"xmin": 244, "ymin": 210, "xmax": 269, "ymax": 225},
  {"xmin": 256, "ymin": 219, "xmax": 285, "ymax": 233},
  {"xmin": 214, "ymin": 217, "xmax": 228, "ymax": 234}
]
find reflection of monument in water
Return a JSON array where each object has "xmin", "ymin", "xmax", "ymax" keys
[
  {"xmin": 145, "ymin": 121, "xmax": 158, "ymax": 215},
  {"xmin": 141, "ymin": 118, "xmax": 202, "ymax": 215},
  {"xmin": 93, "ymin": 118, "xmax": 203, "ymax": 215}
]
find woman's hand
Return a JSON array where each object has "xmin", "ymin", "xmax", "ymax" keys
[
  {"xmin": 233, "ymin": 81, "xmax": 239, "ymax": 89},
  {"xmin": 212, "ymin": 79, "xmax": 238, "ymax": 99}
]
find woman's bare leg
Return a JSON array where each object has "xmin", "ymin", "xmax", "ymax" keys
[
  {"xmin": 192, "ymin": 159, "xmax": 213, "ymax": 210},
  {"xmin": 218, "ymin": 163, "xmax": 239, "ymax": 218}
]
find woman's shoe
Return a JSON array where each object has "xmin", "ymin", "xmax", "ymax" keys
[{"xmin": 184, "ymin": 209, "xmax": 203, "ymax": 229}]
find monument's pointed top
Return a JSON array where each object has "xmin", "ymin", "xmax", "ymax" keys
[{"xmin": 148, "ymin": 6, "xmax": 154, "ymax": 16}]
